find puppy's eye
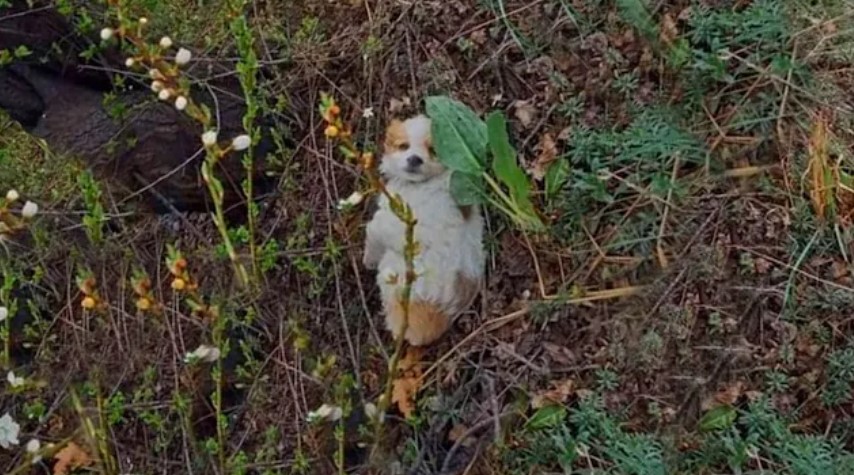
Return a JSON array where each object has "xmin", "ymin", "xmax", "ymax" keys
[
  {"xmin": 397, "ymin": 142, "xmax": 410, "ymax": 151},
  {"xmin": 428, "ymin": 145, "xmax": 436, "ymax": 156}
]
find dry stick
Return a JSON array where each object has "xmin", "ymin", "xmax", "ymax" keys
[
  {"xmin": 420, "ymin": 286, "xmax": 645, "ymax": 385},
  {"xmin": 656, "ymin": 156, "xmax": 681, "ymax": 269}
]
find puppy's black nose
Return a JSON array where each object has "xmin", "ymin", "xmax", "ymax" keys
[{"xmin": 406, "ymin": 155, "xmax": 424, "ymax": 168}]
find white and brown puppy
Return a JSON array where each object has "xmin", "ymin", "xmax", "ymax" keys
[{"xmin": 363, "ymin": 115, "xmax": 484, "ymax": 346}]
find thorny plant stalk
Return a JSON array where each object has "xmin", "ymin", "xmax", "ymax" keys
[
  {"xmin": 319, "ymin": 94, "xmax": 419, "ymax": 445},
  {"xmin": 102, "ymin": 0, "xmax": 250, "ymax": 288}
]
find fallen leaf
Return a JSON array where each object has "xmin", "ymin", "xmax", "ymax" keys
[
  {"xmin": 391, "ymin": 347, "xmax": 424, "ymax": 418},
  {"xmin": 392, "ymin": 376, "xmax": 420, "ymax": 418},
  {"xmin": 660, "ymin": 13, "xmax": 679, "ymax": 45},
  {"xmin": 530, "ymin": 133, "xmax": 558, "ymax": 180},
  {"xmin": 698, "ymin": 405, "xmax": 737, "ymax": 432},
  {"xmin": 532, "ymin": 378, "xmax": 575, "ymax": 408},
  {"xmin": 525, "ymin": 405, "xmax": 567, "ymax": 430},
  {"xmin": 513, "ymin": 100, "xmax": 536, "ymax": 128},
  {"xmin": 543, "ymin": 342, "xmax": 576, "ymax": 366},
  {"xmin": 714, "ymin": 381, "xmax": 745, "ymax": 405},
  {"xmin": 448, "ymin": 424, "xmax": 474, "ymax": 447},
  {"xmin": 53, "ymin": 442, "xmax": 93, "ymax": 475}
]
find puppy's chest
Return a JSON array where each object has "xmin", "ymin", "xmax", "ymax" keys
[{"xmin": 374, "ymin": 188, "xmax": 464, "ymax": 249}]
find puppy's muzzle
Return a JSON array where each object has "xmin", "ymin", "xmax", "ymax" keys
[{"xmin": 405, "ymin": 155, "xmax": 424, "ymax": 173}]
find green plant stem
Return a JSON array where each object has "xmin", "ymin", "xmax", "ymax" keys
[{"xmin": 371, "ymin": 206, "xmax": 417, "ymax": 454}]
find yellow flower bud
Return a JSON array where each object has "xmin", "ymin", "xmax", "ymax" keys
[
  {"xmin": 324, "ymin": 125, "xmax": 339, "ymax": 138},
  {"xmin": 81, "ymin": 296, "xmax": 96, "ymax": 309},
  {"xmin": 136, "ymin": 298, "xmax": 151, "ymax": 311},
  {"xmin": 171, "ymin": 278, "xmax": 186, "ymax": 291}
]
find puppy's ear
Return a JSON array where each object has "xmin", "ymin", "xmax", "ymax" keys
[{"xmin": 384, "ymin": 119, "xmax": 407, "ymax": 151}]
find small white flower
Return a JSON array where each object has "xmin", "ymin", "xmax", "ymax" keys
[
  {"xmin": 150, "ymin": 81, "xmax": 164, "ymax": 93},
  {"xmin": 174, "ymin": 96, "xmax": 188, "ymax": 111},
  {"xmin": 139, "ymin": 17, "xmax": 148, "ymax": 25},
  {"xmin": 158, "ymin": 89, "xmax": 171, "ymax": 101},
  {"xmin": 25, "ymin": 438, "xmax": 41, "ymax": 463},
  {"xmin": 5, "ymin": 189, "xmax": 19, "ymax": 202},
  {"xmin": 159, "ymin": 36, "xmax": 173, "ymax": 49},
  {"xmin": 21, "ymin": 201, "xmax": 38, "ymax": 219},
  {"xmin": 364, "ymin": 402, "xmax": 383, "ymax": 422},
  {"xmin": 148, "ymin": 68, "xmax": 161, "ymax": 79},
  {"xmin": 307, "ymin": 404, "xmax": 343, "ymax": 423},
  {"xmin": 337, "ymin": 191, "xmax": 364, "ymax": 210},
  {"xmin": 231, "ymin": 135, "xmax": 251, "ymax": 151},
  {"xmin": 201, "ymin": 131, "xmax": 218, "ymax": 147},
  {"xmin": 175, "ymin": 48, "xmax": 192, "ymax": 65},
  {"xmin": 6, "ymin": 371, "xmax": 25, "ymax": 388},
  {"xmin": 0, "ymin": 307, "xmax": 7, "ymax": 322},
  {"xmin": 184, "ymin": 344, "xmax": 220, "ymax": 363},
  {"xmin": 362, "ymin": 107, "xmax": 375, "ymax": 119},
  {"xmin": 0, "ymin": 413, "xmax": 20, "ymax": 449},
  {"xmin": 125, "ymin": 57, "xmax": 135, "ymax": 68},
  {"xmin": 100, "ymin": 28, "xmax": 114, "ymax": 41}
]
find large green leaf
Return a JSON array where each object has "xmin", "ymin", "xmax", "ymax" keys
[
  {"xmin": 486, "ymin": 111, "xmax": 535, "ymax": 216},
  {"xmin": 449, "ymin": 171, "xmax": 485, "ymax": 206},
  {"xmin": 699, "ymin": 405, "xmax": 737, "ymax": 432},
  {"xmin": 425, "ymin": 96, "xmax": 487, "ymax": 175}
]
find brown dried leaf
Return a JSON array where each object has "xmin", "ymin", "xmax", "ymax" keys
[
  {"xmin": 532, "ymin": 379, "xmax": 575, "ymax": 408},
  {"xmin": 392, "ymin": 376, "xmax": 420, "ymax": 419},
  {"xmin": 448, "ymin": 424, "xmax": 473, "ymax": 447},
  {"xmin": 530, "ymin": 133, "xmax": 558, "ymax": 181},
  {"xmin": 513, "ymin": 100, "xmax": 536, "ymax": 128},
  {"xmin": 53, "ymin": 442, "xmax": 93, "ymax": 475},
  {"xmin": 392, "ymin": 347, "xmax": 424, "ymax": 418},
  {"xmin": 714, "ymin": 381, "xmax": 746, "ymax": 405},
  {"xmin": 660, "ymin": 13, "xmax": 679, "ymax": 45},
  {"xmin": 543, "ymin": 342, "xmax": 577, "ymax": 366}
]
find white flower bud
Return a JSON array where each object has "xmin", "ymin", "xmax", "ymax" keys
[
  {"xmin": 25, "ymin": 438, "xmax": 41, "ymax": 464},
  {"xmin": 231, "ymin": 135, "xmax": 251, "ymax": 151},
  {"xmin": 307, "ymin": 404, "xmax": 343, "ymax": 423},
  {"xmin": 148, "ymin": 68, "xmax": 161, "ymax": 79},
  {"xmin": 201, "ymin": 131, "xmax": 218, "ymax": 147},
  {"xmin": 0, "ymin": 306, "xmax": 7, "ymax": 322},
  {"xmin": 158, "ymin": 89, "xmax": 171, "ymax": 101},
  {"xmin": 139, "ymin": 17, "xmax": 148, "ymax": 25},
  {"xmin": 337, "ymin": 191, "xmax": 364, "ymax": 209},
  {"xmin": 159, "ymin": 36, "xmax": 173, "ymax": 49},
  {"xmin": 125, "ymin": 57, "xmax": 135, "ymax": 68},
  {"xmin": 6, "ymin": 371, "xmax": 24, "ymax": 388},
  {"xmin": 174, "ymin": 96, "xmax": 188, "ymax": 111},
  {"xmin": 100, "ymin": 28, "xmax": 114, "ymax": 41},
  {"xmin": 175, "ymin": 48, "xmax": 192, "ymax": 65},
  {"xmin": 5, "ymin": 189, "xmax": 19, "ymax": 202},
  {"xmin": 21, "ymin": 201, "xmax": 38, "ymax": 218},
  {"xmin": 184, "ymin": 344, "xmax": 220, "ymax": 363},
  {"xmin": 150, "ymin": 81, "xmax": 164, "ymax": 92}
]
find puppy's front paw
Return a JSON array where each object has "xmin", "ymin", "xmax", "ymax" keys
[{"xmin": 362, "ymin": 250, "xmax": 380, "ymax": 270}]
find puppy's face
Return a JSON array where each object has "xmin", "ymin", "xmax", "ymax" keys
[{"xmin": 380, "ymin": 115, "xmax": 446, "ymax": 182}]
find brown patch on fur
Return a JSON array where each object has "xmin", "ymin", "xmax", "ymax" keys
[
  {"xmin": 454, "ymin": 271, "xmax": 481, "ymax": 311},
  {"xmin": 387, "ymin": 298, "xmax": 450, "ymax": 346},
  {"xmin": 383, "ymin": 119, "xmax": 408, "ymax": 159},
  {"xmin": 458, "ymin": 205, "xmax": 472, "ymax": 221}
]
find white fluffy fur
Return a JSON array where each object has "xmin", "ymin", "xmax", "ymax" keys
[{"xmin": 364, "ymin": 115, "xmax": 484, "ymax": 344}]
